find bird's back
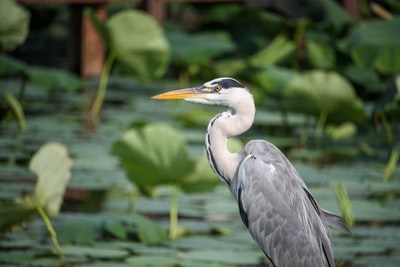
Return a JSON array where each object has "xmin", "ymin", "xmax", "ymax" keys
[{"xmin": 231, "ymin": 140, "xmax": 337, "ymax": 267}]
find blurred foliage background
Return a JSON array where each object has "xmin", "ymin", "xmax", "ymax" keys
[{"xmin": 0, "ymin": 0, "xmax": 399, "ymax": 266}]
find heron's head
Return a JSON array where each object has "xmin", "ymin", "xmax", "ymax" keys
[{"xmin": 152, "ymin": 77, "xmax": 250, "ymax": 107}]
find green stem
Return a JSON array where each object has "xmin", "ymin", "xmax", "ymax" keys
[
  {"xmin": 128, "ymin": 187, "xmax": 139, "ymax": 213},
  {"xmin": 334, "ymin": 183, "xmax": 354, "ymax": 228},
  {"xmin": 383, "ymin": 149, "xmax": 399, "ymax": 183},
  {"xmin": 91, "ymin": 51, "xmax": 116, "ymax": 118},
  {"xmin": 379, "ymin": 112, "xmax": 393, "ymax": 146},
  {"xmin": 315, "ymin": 110, "xmax": 327, "ymax": 149},
  {"xmin": 36, "ymin": 204, "xmax": 64, "ymax": 257},
  {"xmin": 169, "ymin": 185, "xmax": 180, "ymax": 240},
  {"xmin": 300, "ymin": 116, "xmax": 310, "ymax": 147}
]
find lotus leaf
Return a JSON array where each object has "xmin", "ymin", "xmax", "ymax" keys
[
  {"xmin": 0, "ymin": 0, "xmax": 30, "ymax": 51},
  {"xmin": 30, "ymin": 142, "xmax": 73, "ymax": 217},
  {"xmin": 283, "ymin": 70, "xmax": 366, "ymax": 124},
  {"xmin": 106, "ymin": 10, "xmax": 170, "ymax": 80},
  {"xmin": 112, "ymin": 124, "xmax": 195, "ymax": 189},
  {"xmin": 342, "ymin": 18, "xmax": 400, "ymax": 74}
]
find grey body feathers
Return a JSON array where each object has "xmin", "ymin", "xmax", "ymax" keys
[{"xmin": 230, "ymin": 140, "xmax": 350, "ymax": 267}]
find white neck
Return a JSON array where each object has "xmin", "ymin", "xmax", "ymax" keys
[{"xmin": 205, "ymin": 91, "xmax": 256, "ymax": 183}]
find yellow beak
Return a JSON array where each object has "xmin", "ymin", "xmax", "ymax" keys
[{"xmin": 152, "ymin": 88, "xmax": 201, "ymax": 100}]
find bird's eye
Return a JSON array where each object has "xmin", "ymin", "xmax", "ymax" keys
[{"xmin": 214, "ymin": 85, "xmax": 222, "ymax": 92}]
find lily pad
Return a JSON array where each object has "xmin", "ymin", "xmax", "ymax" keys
[{"xmin": 62, "ymin": 245, "xmax": 129, "ymax": 259}]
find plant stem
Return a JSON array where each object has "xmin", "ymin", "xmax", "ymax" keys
[
  {"xmin": 383, "ymin": 149, "xmax": 399, "ymax": 182},
  {"xmin": 315, "ymin": 110, "xmax": 327, "ymax": 149},
  {"xmin": 334, "ymin": 183, "xmax": 354, "ymax": 228},
  {"xmin": 379, "ymin": 112, "xmax": 393, "ymax": 146},
  {"xmin": 169, "ymin": 185, "xmax": 180, "ymax": 239},
  {"xmin": 91, "ymin": 51, "xmax": 116, "ymax": 119},
  {"xmin": 36, "ymin": 204, "xmax": 64, "ymax": 257}
]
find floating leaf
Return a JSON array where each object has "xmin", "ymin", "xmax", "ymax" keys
[
  {"xmin": 30, "ymin": 143, "xmax": 73, "ymax": 217},
  {"xmin": 105, "ymin": 221, "xmax": 127, "ymax": 240},
  {"xmin": 62, "ymin": 245, "xmax": 128, "ymax": 259},
  {"xmin": 179, "ymin": 249, "xmax": 262, "ymax": 265},
  {"xmin": 106, "ymin": 10, "xmax": 170, "ymax": 80},
  {"xmin": 126, "ymin": 255, "xmax": 177, "ymax": 267},
  {"xmin": 57, "ymin": 216, "xmax": 102, "ymax": 245}
]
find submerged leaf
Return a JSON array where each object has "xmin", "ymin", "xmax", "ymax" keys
[{"xmin": 30, "ymin": 143, "xmax": 73, "ymax": 217}]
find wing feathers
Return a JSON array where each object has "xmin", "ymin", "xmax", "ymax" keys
[{"xmin": 233, "ymin": 141, "xmax": 345, "ymax": 267}]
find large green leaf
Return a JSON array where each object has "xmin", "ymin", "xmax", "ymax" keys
[
  {"xmin": 0, "ymin": 0, "xmax": 30, "ymax": 51},
  {"xmin": 312, "ymin": 0, "xmax": 352, "ymax": 30},
  {"xmin": 111, "ymin": 124, "xmax": 195, "ymax": 188},
  {"xmin": 252, "ymin": 66, "xmax": 297, "ymax": 94},
  {"xmin": 28, "ymin": 66, "xmax": 82, "ymax": 91},
  {"xmin": 341, "ymin": 18, "xmax": 400, "ymax": 74},
  {"xmin": 249, "ymin": 34, "xmax": 295, "ymax": 68},
  {"xmin": 0, "ymin": 200, "xmax": 36, "ymax": 233},
  {"xmin": 166, "ymin": 30, "xmax": 235, "ymax": 65},
  {"xmin": 305, "ymin": 31, "xmax": 335, "ymax": 69},
  {"xmin": 134, "ymin": 214, "xmax": 167, "ymax": 245},
  {"xmin": 0, "ymin": 54, "xmax": 28, "ymax": 76},
  {"xmin": 106, "ymin": 10, "xmax": 170, "ymax": 80},
  {"xmin": 181, "ymin": 152, "xmax": 219, "ymax": 194},
  {"xmin": 30, "ymin": 142, "xmax": 73, "ymax": 217},
  {"xmin": 181, "ymin": 138, "xmax": 242, "ymax": 193},
  {"xmin": 283, "ymin": 70, "xmax": 366, "ymax": 124}
]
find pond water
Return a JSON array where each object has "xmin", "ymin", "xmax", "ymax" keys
[{"xmin": 0, "ymin": 77, "xmax": 399, "ymax": 266}]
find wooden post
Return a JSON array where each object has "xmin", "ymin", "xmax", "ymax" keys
[
  {"xmin": 81, "ymin": 4, "xmax": 106, "ymax": 77},
  {"xmin": 341, "ymin": 0, "xmax": 359, "ymax": 18},
  {"xmin": 145, "ymin": 0, "xmax": 167, "ymax": 25}
]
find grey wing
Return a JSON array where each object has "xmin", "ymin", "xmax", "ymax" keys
[{"xmin": 232, "ymin": 141, "xmax": 335, "ymax": 267}]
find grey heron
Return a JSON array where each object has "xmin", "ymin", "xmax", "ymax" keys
[{"xmin": 152, "ymin": 77, "xmax": 351, "ymax": 267}]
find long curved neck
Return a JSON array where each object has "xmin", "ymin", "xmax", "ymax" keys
[{"xmin": 205, "ymin": 93, "xmax": 256, "ymax": 185}]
